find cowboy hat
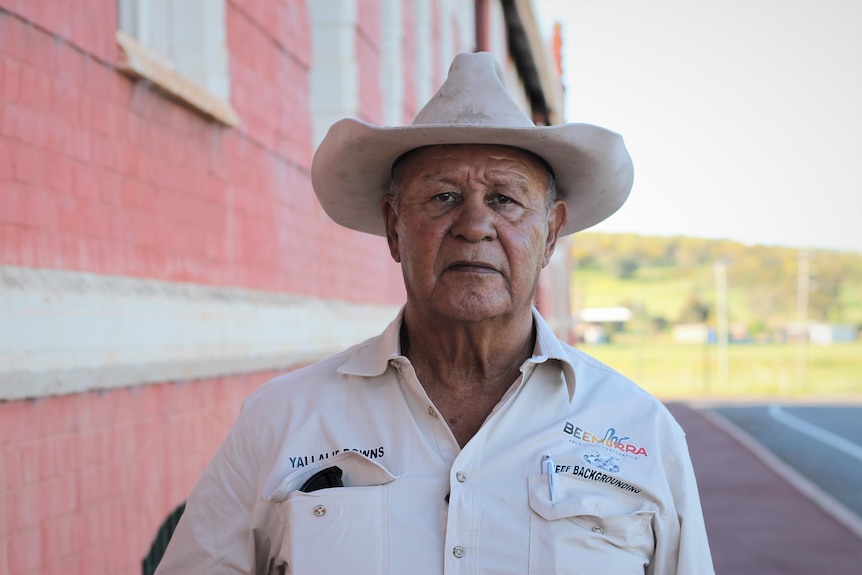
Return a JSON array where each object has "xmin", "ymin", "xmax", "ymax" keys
[{"xmin": 311, "ymin": 51, "xmax": 634, "ymax": 236}]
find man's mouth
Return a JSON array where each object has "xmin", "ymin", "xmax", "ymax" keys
[{"xmin": 446, "ymin": 261, "xmax": 498, "ymax": 273}]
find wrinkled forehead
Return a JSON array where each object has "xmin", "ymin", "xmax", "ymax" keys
[{"xmin": 391, "ymin": 144, "xmax": 554, "ymax": 185}]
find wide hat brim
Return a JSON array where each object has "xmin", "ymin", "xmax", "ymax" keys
[{"xmin": 311, "ymin": 52, "xmax": 634, "ymax": 237}]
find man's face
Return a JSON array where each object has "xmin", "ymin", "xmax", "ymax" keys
[{"xmin": 382, "ymin": 144, "xmax": 568, "ymax": 324}]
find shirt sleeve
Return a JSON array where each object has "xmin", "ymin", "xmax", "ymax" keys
[
  {"xmin": 155, "ymin": 410, "xmax": 267, "ymax": 575},
  {"xmin": 650, "ymin": 440, "xmax": 715, "ymax": 575}
]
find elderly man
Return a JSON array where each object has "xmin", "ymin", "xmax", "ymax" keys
[{"xmin": 156, "ymin": 52, "xmax": 714, "ymax": 574}]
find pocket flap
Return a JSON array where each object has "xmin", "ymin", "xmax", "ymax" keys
[
  {"xmin": 528, "ymin": 473, "xmax": 655, "ymax": 536},
  {"xmin": 269, "ymin": 450, "xmax": 397, "ymax": 501},
  {"xmin": 528, "ymin": 473, "xmax": 586, "ymax": 521}
]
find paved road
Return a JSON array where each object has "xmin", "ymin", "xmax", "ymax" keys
[
  {"xmin": 712, "ymin": 403, "xmax": 862, "ymax": 519},
  {"xmin": 667, "ymin": 402, "xmax": 862, "ymax": 575}
]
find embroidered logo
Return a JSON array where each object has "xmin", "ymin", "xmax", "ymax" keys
[
  {"xmin": 583, "ymin": 450, "xmax": 620, "ymax": 473},
  {"xmin": 566, "ymin": 465, "xmax": 642, "ymax": 493},
  {"xmin": 288, "ymin": 446, "xmax": 386, "ymax": 468},
  {"xmin": 562, "ymin": 422, "xmax": 649, "ymax": 458}
]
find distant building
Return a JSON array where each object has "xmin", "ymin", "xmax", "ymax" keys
[
  {"xmin": 572, "ymin": 307, "xmax": 632, "ymax": 344},
  {"xmin": 578, "ymin": 306, "xmax": 633, "ymax": 324},
  {"xmin": 785, "ymin": 322, "xmax": 859, "ymax": 344},
  {"xmin": 809, "ymin": 323, "xmax": 858, "ymax": 345},
  {"xmin": 672, "ymin": 323, "xmax": 716, "ymax": 344}
]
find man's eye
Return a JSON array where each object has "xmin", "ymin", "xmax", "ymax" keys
[
  {"xmin": 434, "ymin": 192, "xmax": 457, "ymax": 203},
  {"xmin": 490, "ymin": 194, "xmax": 514, "ymax": 205}
]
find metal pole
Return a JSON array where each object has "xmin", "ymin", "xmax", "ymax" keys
[
  {"xmin": 714, "ymin": 260, "xmax": 730, "ymax": 390},
  {"xmin": 796, "ymin": 249, "xmax": 809, "ymax": 391}
]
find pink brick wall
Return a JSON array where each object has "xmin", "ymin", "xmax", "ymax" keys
[
  {"xmin": 431, "ymin": 2, "xmax": 443, "ymax": 89},
  {"xmin": 0, "ymin": 3, "xmax": 404, "ymax": 303},
  {"xmin": 0, "ymin": 0, "xmax": 117, "ymax": 64},
  {"xmin": 0, "ymin": 371, "xmax": 275, "ymax": 574},
  {"xmin": 1, "ymin": 0, "xmax": 408, "ymax": 572},
  {"xmin": 357, "ymin": 0, "xmax": 383, "ymax": 125},
  {"xmin": 400, "ymin": 2, "xmax": 419, "ymax": 123}
]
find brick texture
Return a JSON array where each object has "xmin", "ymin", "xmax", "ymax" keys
[
  {"xmin": 0, "ymin": 4, "xmax": 405, "ymax": 305},
  {"xmin": 357, "ymin": 0, "xmax": 383, "ymax": 125},
  {"xmin": 0, "ymin": 372, "xmax": 275, "ymax": 575}
]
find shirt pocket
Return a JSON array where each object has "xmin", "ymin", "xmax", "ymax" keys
[
  {"xmin": 527, "ymin": 473, "xmax": 656, "ymax": 575},
  {"xmin": 270, "ymin": 452, "xmax": 398, "ymax": 575}
]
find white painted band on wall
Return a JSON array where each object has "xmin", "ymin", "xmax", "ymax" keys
[{"xmin": 0, "ymin": 266, "xmax": 400, "ymax": 400}]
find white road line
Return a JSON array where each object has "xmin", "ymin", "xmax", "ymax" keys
[
  {"xmin": 702, "ymin": 408, "xmax": 862, "ymax": 541},
  {"xmin": 768, "ymin": 404, "xmax": 862, "ymax": 462}
]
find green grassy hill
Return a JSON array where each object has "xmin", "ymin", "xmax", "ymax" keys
[
  {"xmin": 566, "ymin": 233, "xmax": 862, "ymax": 398},
  {"xmin": 578, "ymin": 341, "xmax": 862, "ymax": 398},
  {"xmin": 568, "ymin": 233, "xmax": 862, "ymax": 335}
]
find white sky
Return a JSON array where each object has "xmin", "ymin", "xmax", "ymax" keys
[{"xmin": 535, "ymin": 0, "xmax": 862, "ymax": 253}]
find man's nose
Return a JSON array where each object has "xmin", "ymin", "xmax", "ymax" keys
[{"xmin": 450, "ymin": 198, "xmax": 497, "ymax": 242}]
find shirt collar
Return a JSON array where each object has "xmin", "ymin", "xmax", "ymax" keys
[
  {"xmin": 337, "ymin": 306, "xmax": 577, "ymax": 400},
  {"xmin": 528, "ymin": 307, "xmax": 578, "ymax": 401},
  {"xmin": 335, "ymin": 307, "xmax": 405, "ymax": 377}
]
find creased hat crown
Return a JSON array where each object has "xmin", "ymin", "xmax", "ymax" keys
[
  {"xmin": 311, "ymin": 51, "xmax": 634, "ymax": 237},
  {"xmin": 412, "ymin": 52, "xmax": 533, "ymax": 127}
]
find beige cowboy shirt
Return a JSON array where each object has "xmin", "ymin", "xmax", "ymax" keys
[{"xmin": 156, "ymin": 308, "xmax": 714, "ymax": 575}]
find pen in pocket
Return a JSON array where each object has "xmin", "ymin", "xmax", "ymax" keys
[{"xmin": 542, "ymin": 454, "xmax": 555, "ymax": 502}]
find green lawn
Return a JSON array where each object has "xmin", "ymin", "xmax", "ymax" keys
[
  {"xmin": 572, "ymin": 267, "xmax": 717, "ymax": 323},
  {"xmin": 571, "ymin": 265, "xmax": 862, "ymax": 328},
  {"xmin": 576, "ymin": 341, "xmax": 862, "ymax": 399}
]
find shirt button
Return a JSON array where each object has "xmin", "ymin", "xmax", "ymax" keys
[
  {"xmin": 452, "ymin": 546, "xmax": 465, "ymax": 558},
  {"xmin": 313, "ymin": 505, "xmax": 326, "ymax": 517},
  {"xmin": 592, "ymin": 525, "xmax": 604, "ymax": 534},
  {"xmin": 455, "ymin": 472, "xmax": 466, "ymax": 483},
  {"xmin": 428, "ymin": 406, "xmax": 438, "ymax": 418}
]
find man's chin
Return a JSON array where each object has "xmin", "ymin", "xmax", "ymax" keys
[{"xmin": 430, "ymin": 295, "xmax": 517, "ymax": 324}]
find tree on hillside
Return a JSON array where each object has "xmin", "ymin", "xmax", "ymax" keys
[
  {"xmin": 614, "ymin": 256, "xmax": 640, "ymax": 279},
  {"xmin": 678, "ymin": 291, "xmax": 712, "ymax": 324},
  {"xmin": 806, "ymin": 251, "xmax": 862, "ymax": 322},
  {"xmin": 569, "ymin": 232, "xmax": 862, "ymax": 331}
]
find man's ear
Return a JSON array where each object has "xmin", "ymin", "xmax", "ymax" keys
[
  {"xmin": 543, "ymin": 200, "xmax": 568, "ymax": 267},
  {"xmin": 382, "ymin": 195, "xmax": 401, "ymax": 263}
]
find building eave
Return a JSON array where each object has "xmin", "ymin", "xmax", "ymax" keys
[{"xmin": 501, "ymin": 0, "xmax": 563, "ymax": 125}]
